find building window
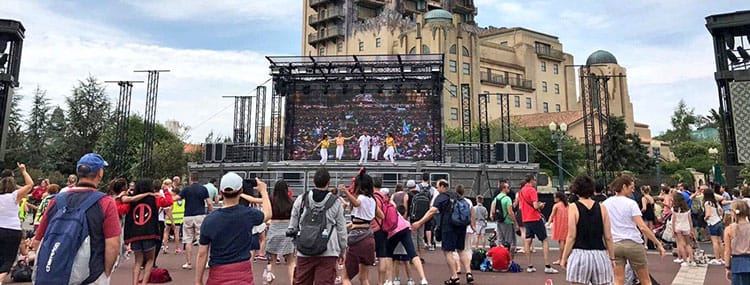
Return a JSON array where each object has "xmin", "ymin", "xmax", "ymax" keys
[
  {"xmin": 555, "ymin": 83, "xmax": 560, "ymax": 94},
  {"xmin": 449, "ymin": 60, "xmax": 457, "ymax": 72},
  {"xmin": 464, "ymin": 13, "xmax": 473, "ymax": 23},
  {"xmin": 449, "ymin": 44, "xmax": 457, "ymax": 54},
  {"xmin": 450, "ymin": 85, "xmax": 457, "ymax": 97},
  {"xmin": 542, "ymin": 81, "xmax": 548, "ymax": 92},
  {"xmin": 359, "ymin": 41, "xmax": 364, "ymax": 51},
  {"xmin": 543, "ymin": 102, "xmax": 549, "ymax": 113},
  {"xmin": 553, "ymin": 64, "xmax": 559, "ymax": 74},
  {"xmin": 555, "ymin": 104, "xmax": 561, "ymax": 112},
  {"xmin": 337, "ymin": 42, "xmax": 343, "ymax": 52},
  {"xmin": 376, "ymin": 38, "xmax": 382, "ymax": 48},
  {"xmin": 462, "ymin": 46, "xmax": 470, "ymax": 56},
  {"xmin": 526, "ymin": 97, "xmax": 532, "ymax": 109},
  {"xmin": 541, "ymin": 61, "xmax": 546, "ymax": 72},
  {"xmin": 450, "ymin": 108, "xmax": 459, "ymax": 120},
  {"xmin": 497, "ymin": 94, "xmax": 502, "ymax": 104},
  {"xmin": 514, "ymin": 96, "xmax": 520, "ymax": 107},
  {"xmin": 500, "ymin": 41, "xmax": 508, "ymax": 46},
  {"xmin": 422, "ymin": 44, "xmax": 430, "ymax": 54},
  {"xmin": 409, "ymin": 47, "xmax": 416, "ymax": 54},
  {"xmin": 319, "ymin": 46, "xmax": 326, "ymax": 56},
  {"xmin": 462, "ymin": 63, "xmax": 470, "ymax": 75}
]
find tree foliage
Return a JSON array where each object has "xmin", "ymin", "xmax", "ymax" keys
[
  {"xmin": 656, "ymin": 100, "xmax": 698, "ymax": 145},
  {"xmin": 511, "ymin": 126, "xmax": 585, "ymax": 179},
  {"xmin": 3, "ymin": 89, "xmax": 25, "ymax": 170},
  {"xmin": 65, "ymin": 76, "xmax": 111, "ymax": 168},
  {"xmin": 25, "ymin": 86, "xmax": 51, "ymax": 170}
]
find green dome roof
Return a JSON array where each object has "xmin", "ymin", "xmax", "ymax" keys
[
  {"xmin": 586, "ymin": 50, "xmax": 618, "ymax": 65},
  {"xmin": 424, "ymin": 9, "xmax": 453, "ymax": 23}
]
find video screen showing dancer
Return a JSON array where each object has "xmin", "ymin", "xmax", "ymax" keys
[{"xmin": 286, "ymin": 91, "xmax": 435, "ymax": 161}]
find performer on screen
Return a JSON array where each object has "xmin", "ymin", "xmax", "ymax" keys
[
  {"xmin": 313, "ymin": 134, "xmax": 331, "ymax": 164},
  {"xmin": 357, "ymin": 131, "xmax": 371, "ymax": 165},
  {"xmin": 384, "ymin": 132, "xmax": 397, "ymax": 165},
  {"xmin": 370, "ymin": 134, "xmax": 381, "ymax": 161},
  {"xmin": 334, "ymin": 131, "xmax": 354, "ymax": 161}
]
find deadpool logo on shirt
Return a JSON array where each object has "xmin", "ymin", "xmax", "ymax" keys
[{"xmin": 132, "ymin": 204, "xmax": 153, "ymax": 226}]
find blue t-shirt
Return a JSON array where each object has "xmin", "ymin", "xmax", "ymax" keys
[
  {"xmin": 681, "ymin": 191, "xmax": 692, "ymax": 209},
  {"xmin": 199, "ymin": 205, "xmax": 264, "ymax": 266},
  {"xmin": 182, "ymin": 183, "xmax": 209, "ymax": 217}
]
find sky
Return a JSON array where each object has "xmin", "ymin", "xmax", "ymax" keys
[{"xmin": 2, "ymin": 0, "xmax": 749, "ymax": 143}]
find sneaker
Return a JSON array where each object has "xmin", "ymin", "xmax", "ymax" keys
[
  {"xmin": 394, "ymin": 277, "xmax": 401, "ymax": 285},
  {"xmin": 182, "ymin": 263, "xmax": 193, "ymax": 270},
  {"xmin": 384, "ymin": 281, "xmax": 393, "ymax": 285},
  {"xmin": 420, "ymin": 279, "xmax": 428, "ymax": 285},
  {"xmin": 544, "ymin": 267, "xmax": 559, "ymax": 274},
  {"xmin": 680, "ymin": 262, "xmax": 689, "ymax": 267},
  {"xmin": 673, "ymin": 258, "xmax": 684, "ymax": 263},
  {"xmin": 175, "ymin": 249, "xmax": 183, "ymax": 255},
  {"xmin": 255, "ymin": 254, "xmax": 268, "ymax": 261},
  {"xmin": 526, "ymin": 266, "xmax": 537, "ymax": 273},
  {"xmin": 690, "ymin": 261, "xmax": 698, "ymax": 267},
  {"xmin": 708, "ymin": 259, "xmax": 721, "ymax": 265}
]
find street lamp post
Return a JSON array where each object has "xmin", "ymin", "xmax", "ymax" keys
[
  {"xmin": 549, "ymin": 122, "xmax": 568, "ymax": 192},
  {"xmin": 708, "ymin": 147, "xmax": 721, "ymax": 185},
  {"xmin": 650, "ymin": 140, "xmax": 662, "ymax": 186}
]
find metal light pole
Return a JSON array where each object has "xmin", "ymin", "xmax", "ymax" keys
[
  {"xmin": 549, "ymin": 122, "xmax": 567, "ymax": 191},
  {"xmin": 651, "ymin": 140, "xmax": 662, "ymax": 186},
  {"xmin": 708, "ymin": 147, "xmax": 722, "ymax": 185}
]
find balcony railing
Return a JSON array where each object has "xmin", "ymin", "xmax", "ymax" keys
[
  {"xmin": 535, "ymin": 47, "xmax": 565, "ymax": 62},
  {"xmin": 310, "ymin": 0, "xmax": 331, "ymax": 9},
  {"xmin": 454, "ymin": 0, "xmax": 475, "ymax": 12},
  {"xmin": 509, "ymin": 78, "xmax": 534, "ymax": 90},
  {"xmin": 308, "ymin": 27, "xmax": 346, "ymax": 45},
  {"xmin": 308, "ymin": 8, "xmax": 345, "ymax": 26},
  {"xmin": 354, "ymin": 0, "xmax": 386, "ymax": 8},
  {"xmin": 480, "ymin": 72, "xmax": 508, "ymax": 85}
]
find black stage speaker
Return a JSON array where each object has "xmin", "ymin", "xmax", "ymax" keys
[
  {"xmin": 204, "ymin": 143, "xmax": 214, "ymax": 162},
  {"xmin": 213, "ymin": 143, "xmax": 226, "ymax": 162},
  {"xmin": 505, "ymin": 142, "xmax": 518, "ymax": 163},
  {"xmin": 518, "ymin": 143, "xmax": 529, "ymax": 163},
  {"xmin": 494, "ymin": 142, "xmax": 506, "ymax": 163}
]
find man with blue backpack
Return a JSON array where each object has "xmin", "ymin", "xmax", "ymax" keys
[
  {"xmin": 412, "ymin": 179, "xmax": 474, "ymax": 285},
  {"xmin": 32, "ymin": 153, "xmax": 121, "ymax": 285}
]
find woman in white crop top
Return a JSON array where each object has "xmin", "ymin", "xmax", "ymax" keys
[{"xmin": 341, "ymin": 173, "xmax": 382, "ymax": 285}]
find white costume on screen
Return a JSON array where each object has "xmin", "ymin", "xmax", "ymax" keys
[
  {"xmin": 320, "ymin": 149, "xmax": 328, "ymax": 164},
  {"xmin": 336, "ymin": 145, "xmax": 344, "ymax": 160},
  {"xmin": 371, "ymin": 136, "xmax": 381, "ymax": 161},
  {"xmin": 384, "ymin": 146, "xmax": 396, "ymax": 163},
  {"xmin": 358, "ymin": 135, "xmax": 371, "ymax": 164}
]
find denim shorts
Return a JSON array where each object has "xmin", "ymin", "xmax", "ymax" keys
[{"xmin": 708, "ymin": 222, "xmax": 725, "ymax": 237}]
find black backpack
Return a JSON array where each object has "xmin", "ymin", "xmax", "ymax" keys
[
  {"xmin": 493, "ymin": 194, "xmax": 511, "ymax": 222},
  {"xmin": 294, "ymin": 191, "xmax": 339, "ymax": 256},
  {"xmin": 470, "ymin": 249, "xmax": 486, "ymax": 270},
  {"xmin": 410, "ymin": 184, "xmax": 433, "ymax": 221}
]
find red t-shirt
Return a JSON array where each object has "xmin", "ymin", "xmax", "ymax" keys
[
  {"xmin": 35, "ymin": 188, "xmax": 122, "ymax": 242},
  {"xmin": 487, "ymin": 246, "xmax": 510, "ymax": 271},
  {"xmin": 31, "ymin": 186, "xmax": 47, "ymax": 201},
  {"xmin": 519, "ymin": 183, "xmax": 542, "ymax": 222}
]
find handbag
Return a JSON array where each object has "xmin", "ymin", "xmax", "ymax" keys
[{"xmin": 662, "ymin": 217, "xmax": 675, "ymax": 243}]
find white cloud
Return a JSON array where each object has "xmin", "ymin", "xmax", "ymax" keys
[
  {"xmin": 122, "ymin": 0, "xmax": 301, "ymax": 23},
  {"xmin": 2, "ymin": 0, "xmax": 276, "ymax": 143}
]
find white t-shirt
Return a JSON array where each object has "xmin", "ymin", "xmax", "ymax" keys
[
  {"xmin": 602, "ymin": 196, "xmax": 644, "ymax": 244},
  {"xmin": 351, "ymin": 195, "xmax": 376, "ymax": 221},
  {"xmin": 464, "ymin": 198, "xmax": 475, "ymax": 234},
  {"xmin": 0, "ymin": 191, "xmax": 21, "ymax": 230},
  {"xmin": 358, "ymin": 135, "xmax": 371, "ymax": 149},
  {"xmin": 705, "ymin": 202, "xmax": 722, "ymax": 226}
]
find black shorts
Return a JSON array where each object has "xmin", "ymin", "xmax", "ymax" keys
[
  {"xmin": 424, "ymin": 219, "xmax": 435, "ymax": 231},
  {"xmin": 441, "ymin": 225, "xmax": 467, "ymax": 252},
  {"xmin": 374, "ymin": 230, "xmax": 389, "ymax": 258},
  {"xmin": 0, "ymin": 228, "xmax": 22, "ymax": 273},
  {"xmin": 131, "ymin": 239, "xmax": 158, "ymax": 253},
  {"xmin": 524, "ymin": 220, "xmax": 547, "ymax": 241}
]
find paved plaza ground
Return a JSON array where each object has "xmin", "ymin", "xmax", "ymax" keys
[{"xmin": 7, "ymin": 243, "xmax": 725, "ymax": 285}]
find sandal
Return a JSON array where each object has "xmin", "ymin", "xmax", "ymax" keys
[
  {"xmin": 466, "ymin": 273, "xmax": 474, "ymax": 284},
  {"xmin": 444, "ymin": 277, "xmax": 460, "ymax": 285}
]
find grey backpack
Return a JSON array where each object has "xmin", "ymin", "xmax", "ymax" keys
[{"xmin": 294, "ymin": 192, "xmax": 338, "ymax": 256}]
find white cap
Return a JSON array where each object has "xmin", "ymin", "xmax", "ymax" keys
[
  {"xmin": 220, "ymin": 172, "xmax": 243, "ymax": 192},
  {"xmin": 406, "ymin": 180, "xmax": 417, "ymax": 188},
  {"xmin": 380, "ymin": 188, "xmax": 390, "ymax": 195}
]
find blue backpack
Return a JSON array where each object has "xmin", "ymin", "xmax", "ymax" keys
[
  {"xmin": 34, "ymin": 191, "xmax": 105, "ymax": 284},
  {"xmin": 450, "ymin": 193, "xmax": 472, "ymax": 227}
]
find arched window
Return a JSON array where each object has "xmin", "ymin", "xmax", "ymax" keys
[
  {"xmin": 449, "ymin": 44, "xmax": 457, "ymax": 54},
  {"xmin": 422, "ymin": 44, "xmax": 430, "ymax": 54},
  {"xmin": 409, "ymin": 47, "xmax": 417, "ymax": 54},
  {"xmin": 462, "ymin": 46, "xmax": 470, "ymax": 56}
]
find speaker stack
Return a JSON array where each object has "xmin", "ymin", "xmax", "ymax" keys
[
  {"xmin": 494, "ymin": 142, "xmax": 529, "ymax": 164},
  {"xmin": 203, "ymin": 143, "xmax": 228, "ymax": 162}
]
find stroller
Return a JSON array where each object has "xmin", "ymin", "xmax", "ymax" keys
[{"xmin": 652, "ymin": 212, "xmax": 675, "ymax": 251}]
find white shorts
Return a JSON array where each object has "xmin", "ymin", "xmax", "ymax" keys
[{"xmin": 183, "ymin": 215, "xmax": 205, "ymax": 244}]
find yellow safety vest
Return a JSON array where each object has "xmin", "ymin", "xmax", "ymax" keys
[
  {"xmin": 169, "ymin": 200, "xmax": 185, "ymax": 225},
  {"xmin": 18, "ymin": 197, "xmax": 27, "ymax": 221},
  {"xmin": 34, "ymin": 195, "xmax": 54, "ymax": 224}
]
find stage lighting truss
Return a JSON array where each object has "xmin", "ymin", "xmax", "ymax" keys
[
  {"xmin": 267, "ymin": 54, "xmax": 445, "ymax": 94},
  {"xmin": 724, "ymin": 34, "xmax": 750, "ymax": 70},
  {"xmin": 0, "ymin": 20, "xmax": 25, "ymax": 87}
]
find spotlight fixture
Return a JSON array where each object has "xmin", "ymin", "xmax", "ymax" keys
[
  {"xmin": 727, "ymin": 49, "xmax": 740, "ymax": 65},
  {"xmin": 737, "ymin": 46, "xmax": 750, "ymax": 63}
]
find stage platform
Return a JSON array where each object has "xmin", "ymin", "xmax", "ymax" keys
[{"xmin": 188, "ymin": 160, "xmax": 540, "ymax": 198}]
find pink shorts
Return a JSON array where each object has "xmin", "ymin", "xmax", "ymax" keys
[{"xmin": 676, "ymin": 230, "xmax": 691, "ymax": 236}]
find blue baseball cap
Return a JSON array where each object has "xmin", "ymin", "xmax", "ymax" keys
[{"xmin": 76, "ymin": 153, "xmax": 109, "ymax": 175}]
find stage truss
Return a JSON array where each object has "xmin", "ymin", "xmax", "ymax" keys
[{"xmin": 266, "ymin": 54, "xmax": 445, "ymax": 162}]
